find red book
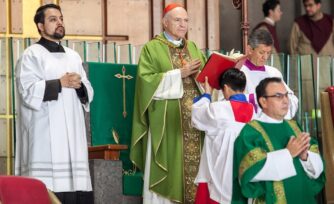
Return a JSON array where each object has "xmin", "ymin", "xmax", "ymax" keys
[{"xmin": 196, "ymin": 52, "xmax": 246, "ymax": 90}]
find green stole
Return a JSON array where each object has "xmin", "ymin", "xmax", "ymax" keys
[
  {"xmin": 130, "ymin": 33, "xmax": 206, "ymax": 203},
  {"xmin": 232, "ymin": 120, "xmax": 325, "ymax": 204}
]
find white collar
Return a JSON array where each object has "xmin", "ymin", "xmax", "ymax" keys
[
  {"xmin": 163, "ymin": 31, "xmax": 183, "ymax": 47},
  {"xmin": 258, "ymin": 112, "xmax": 283, "ymax": 124},
  {"xmin": 264, "ymin": 17, "xmax": 275, "ymax": 26}
]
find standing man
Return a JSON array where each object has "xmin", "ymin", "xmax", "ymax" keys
[
  {"xmin": 130, "ymin": 3, "xmax": 206, "ymax": 204},
  {"xmin": 289, "ymin": 0, "xmax": 333, "ymax": 115},
  {"xmin": 253, "ymin": 0, "xmax": 282, "ymax": 53},
  {"xmin": 15, "ymin": 4, "xmax": 94, "ymax": 204},
  {"xmin": 289, "ymin": 0, "xmax": 334, "ymax": 55},
  {"xmin": 232, "ymin": 77, "xmax": 325, "ymax": 204},
  {"xmin": 241, "ymin": 29, "xmax": 298, "ymax": 119}
]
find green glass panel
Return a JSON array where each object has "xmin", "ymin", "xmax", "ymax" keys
[
  {"xmin": 117, "ymin": 44, "xmax": 132, "ymax": 64},
  {"xmin": 86, "ymin": 41, "xmax": 102, "ymax": 62}
]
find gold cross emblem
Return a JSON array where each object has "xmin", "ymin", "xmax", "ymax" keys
[{"xmin": 114, "ymin": 66, "xmax": 133, "ymax": 118}]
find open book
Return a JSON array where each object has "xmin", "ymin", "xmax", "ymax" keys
[{"xmin": 196, "ymin": 51, "xmax": 246, "ymax": 90}]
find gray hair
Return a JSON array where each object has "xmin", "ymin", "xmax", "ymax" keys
[{"xmin": 248, "ymin": 29, "xmax": 273, "ymax": 49}]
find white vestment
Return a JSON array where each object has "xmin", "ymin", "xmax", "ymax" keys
[
  {"xmin": 192, "ymin": 97, "xmax": 255, "ymax": 203},
  {"xmin": 15, "ymin": 44, "xmax": 93, "ymax": 192},
  {"xmin": 240, "ymin": 64, "xmax": 299, "ymax": 119}
]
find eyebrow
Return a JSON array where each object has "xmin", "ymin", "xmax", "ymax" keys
[{"xmin": 47, "ymin": 15, "xmax": 63, "ymax": 19}]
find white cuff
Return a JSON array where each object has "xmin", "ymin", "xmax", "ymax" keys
[
  {"xmin": 153, "ymin": 69, "xmax": 183, "ymax": 100},
  {"xmin": 252, "ymin": 149, "xmax": 296, "ymax": 182},
  {"xmin": 300, "ymin": 151, "xmax": 324, "ymax": 179}
]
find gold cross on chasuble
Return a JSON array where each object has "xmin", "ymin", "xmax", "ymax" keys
[{"xmin": 114, "ymin": 66, "xmax": 134, "ymax": 118}]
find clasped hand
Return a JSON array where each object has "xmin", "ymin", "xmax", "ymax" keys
[
  {"xmin": 60, "ymin": 72, "xmax": 82, "ymax": 89},
  {"xmin": 180, "ymin": 59, "xmax": 201, "ymax": 78},
  {"xmin": 286, "ymin": 132, "xmax": 310, "ymax": 161}
]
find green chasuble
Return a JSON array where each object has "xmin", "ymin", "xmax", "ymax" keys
[
  {"xmin": 232, "ymin": 120, "xmax": 325, "ymax": 204},
  {"xmin": 130, "ymin": 33, "xmax": 206, "ymax": 203}
]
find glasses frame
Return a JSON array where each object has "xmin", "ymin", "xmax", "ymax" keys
[{"xmin": 263, "ymin": 91, "xmax": 292, "ymax": 100}]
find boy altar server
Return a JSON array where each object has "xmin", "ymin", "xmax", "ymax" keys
[{"xmin": 192, "ymin": 68, "xmax": 255, "ymax": 204}]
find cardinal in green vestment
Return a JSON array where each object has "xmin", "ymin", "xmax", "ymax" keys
[{"xmin": 130, "ymin": 3, "xmax": 206, "ymax": 204}]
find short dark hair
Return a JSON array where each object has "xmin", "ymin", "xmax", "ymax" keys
[
  {"xmin": 34, "ymin": 4, "xmax": 62, "ymax": 33},
  {"xmin": 303, "ymin": 0, "xmax": 321, "ymax": 4},
  {"xmin": 263, "ymin": 0, "xmax": 280, "ymax": 17},
  {"xmin": 256, "ymin": 77, "xmax": 282, "ymax": 109},
  {"xmin": 219, "ymin": 68, "xmax": 246, "ymax": 92},
  {"xmin": 248, "ymin": 29, "xmax": 273, "ymax": 49}
]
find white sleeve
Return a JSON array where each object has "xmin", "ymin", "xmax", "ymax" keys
[
  {"xmin": 300, "ymin": 151, "xmax": 324, "ymax": 179},
  {"xmin": 251, "ymin": 149, "xmax": 296, "ymax": 182},
  {"xmin": 284, "ymin": 86, "xmax": 299, "ymax": 120},
  {"xmin": 80, "ymin": 64, "xmax": 94, "ymax": 112},
  {"xmin": 153, "ymin": 69, "xmax": 183, "ymax": 100},
  {"xmin": 16, "ymin": 54, "xmax": 46, "ymax": 111},
  {"xmin": 191, "ymin": 97, "xmax": 219, "ymax": 136}
]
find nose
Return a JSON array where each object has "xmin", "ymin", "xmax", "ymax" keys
[
  {"xmin": 263, "ymin": 53, "xmax": 269, "ymax": 61},
  {"xmin": 282, "ymin": 94, "xmax": 289, "ymax": 104},
  {"xmin": 57, "ymin": 18, "xmax": 63, "ymax": 26},
  {"xmin": 180, "ymin": 20, "xmax": 187, "ymax": 27}
]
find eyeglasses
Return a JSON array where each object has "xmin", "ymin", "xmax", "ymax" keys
[{"xmin": 263, "ymin": 92, "xmax": 292, "ymax": 100}]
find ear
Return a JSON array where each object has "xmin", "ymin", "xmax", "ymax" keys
[
  {"xmin": 162, "ymin": 17, "xmax": 168, "ymax": 28},
  {"xmin": 37, "ymin": 23, "xmax": 44, "ymax": 33},
  {"xmin": 259, "ymin": 97, "xmax": 267, "ymax": 109},
  {"xmin": 246, "ymin": 45, "xmax": 253, "ymax": 55}
]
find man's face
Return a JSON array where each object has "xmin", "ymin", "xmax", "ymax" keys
[
  {"xmin": 248, "ymin": 44, "xmax": 272, "ymax": 66},
  {"xmin": 38, "ymin": 8, "xmax": 65, "ymax": 41},
  {"xmin": 163, "ymin": 7, "xmax": 188, "ymax": 40},
  {"xmin": 260, "ymin": 82, "xmax": 289, "ymax": 120},
  {"xmin": 303, "ymin": 0, "xmax": 321, "ymax": 17},
  {"xmin": 270, "ymin": 4, "xmax": 282, "ymax": 22}
]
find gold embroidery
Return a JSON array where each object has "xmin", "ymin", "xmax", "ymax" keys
[
  {"xmin": 239, "ymin": 148, "xmax": 267, "ymax": 179},
  {"xmin": 154, "ymin": 35, "xmax": 187, "ymax": 49},
  {"xmin": 248, "ymin": 121, "xmax": 275, "ymax": 151},
  {"xmin": 248, "ymin": 121, "xmax": 288, "ymax": 203},
  {"xmin": 286, "ymin": 120, "xmax": 302, "ymax": 136},
  {"xmin": 309, "ymin": 144, "xmax": 320, "ymax": 153},
  {"xmin": 273, "ymin": 181, "xmax": 287, "ymax": 204},
  {"xmin": 169, "ymin": 46, "xmax": 201, "ymax": 204}
]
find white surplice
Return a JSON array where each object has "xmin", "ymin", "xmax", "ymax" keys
[
  {"xmin": 15, "ymin": 44, "xmax": 93, "ymax": 192},
  {"xmin": 192, "ymin": 97, "xmax": 255, "ymax": 203},
  {"xmin": 241, "ymin": 64, "xmax": 299, "ymax": 119}
]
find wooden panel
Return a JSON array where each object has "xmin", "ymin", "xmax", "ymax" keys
[
  {"xmin": 320, "ymin": 92, "xmax": 334, "ymax": 203},
  {"xmin": 42, "ymin": 0, "xmax": 54, "ymax": 4},
  {"xmin": 0, "ymin": 0, "xmax": 6, "ymax": 33},
  {"xmin": 10, "ymin": 0, "xmax": 22, "ymax": 34},
  {"xmin": 152, "ymin": 0, "xmax": 163, "ymax": 36},
  {"xmin": 60, "ymin": 0, "xmax": 102, "ymax": 35},
  {"xmin": 207, "ymin": 0, "xmax": 219, "ymax": 50},
  {"xmin": 107, "ymin": 0, "xmax": 150, "ymax": 45},
  {"xmin": 186, "ymin": 0, "xmax": 206, "ymax": 49},
  {"xmin": 0, "ymin": 119, "xmax": 6, "ymax": 156},
  {"xmin": 164, "ymin": 0, "xmax": 184, "ymax": 6}
]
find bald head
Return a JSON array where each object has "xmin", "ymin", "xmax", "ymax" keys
[{"xmin": 162, "ymin": 7, "xmax": 188, "ymax": 40}]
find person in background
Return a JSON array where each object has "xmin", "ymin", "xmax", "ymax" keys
[
  {"xmin": 253, "ymin": 0, "xmax": 282, "ymax": 53},
  {"xmin": 241, "ymin": 29, "xmax": 298, "ymax": 119}
]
